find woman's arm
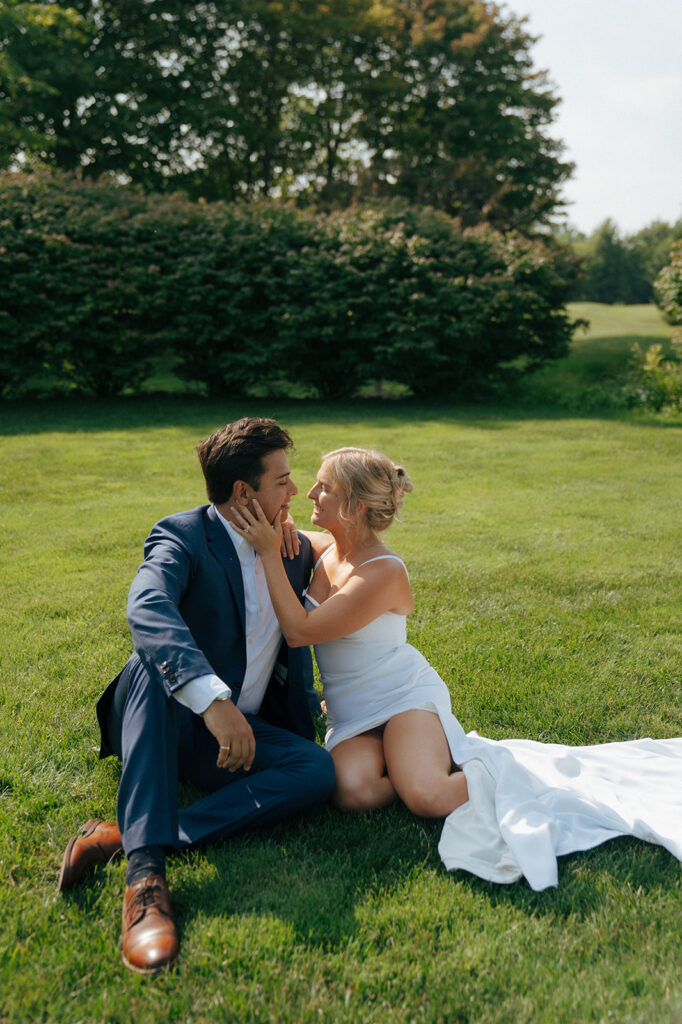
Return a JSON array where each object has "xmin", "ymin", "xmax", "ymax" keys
[{"xmin": 229, "ymin": 502, "xmax": 411, "ymax": 647}]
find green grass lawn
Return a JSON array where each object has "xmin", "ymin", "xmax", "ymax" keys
[
  {"xmin": 516, "ymin": 302, "xmax": 676, "ymax": 407},
  {"xmin": 1, "ymin": 387, "xmax": 681, "ymax": 1023}
]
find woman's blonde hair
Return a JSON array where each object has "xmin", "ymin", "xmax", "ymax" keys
[{"xmin": 321, "ymin": 447, "xmax": 413, "ymax": 532}]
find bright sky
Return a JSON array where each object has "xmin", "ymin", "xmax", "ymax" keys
[{"xmin": 504, "ymin": 0, "xmax": 682, "ymax": 236}]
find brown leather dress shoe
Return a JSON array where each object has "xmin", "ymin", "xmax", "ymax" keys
[
  {"xmin": 121, "ymin": 875, "xmax": 179, "ymax": 974},
  {"xmin": 58, "ymin": 819, "xmax": 122, "ymax": 891}
]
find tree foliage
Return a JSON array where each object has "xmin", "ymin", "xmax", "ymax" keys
[
  {"xmin": 571, "ymin": 220, "xmax": 650, "ymax": 304},
  {"xmin": 351, "ymin": 0, "xmax": 571, "ymax": 230},
  {"xmin": 633, "ymin": 220, "xmax": 682, "ymax": 294},
  {"xmin": 558, "ymin": 218, "xmax": 682, "ymax": 305},
  {"xmin": 0, "ymin": 170, "xmax": 579, "ymax": 399},
  {"xmin": 654, "ymin": 238, "xmax": 682, "ymax": 325},
  {"xmin": 0, "ymin": 1, "xmax": 572, "ymax": 231},
  {"xmin": 0, "ymin": 0, "xmax": 92, "ymax": 164}
]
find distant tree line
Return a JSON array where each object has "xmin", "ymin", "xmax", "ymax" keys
[
  {"xmin": 0, "ymin": 172, "xmax": 580, "ymax": 400},
  {"xmin": 1, "ymin": 0, "xmax": 572, "ymax": 233},
  {"xmin": 559, "ymin": 218, "xmax": 682, "ymax": 305}
]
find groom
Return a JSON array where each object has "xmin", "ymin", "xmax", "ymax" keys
[{"xmin": 57, "ymin": 417, "xmax": 334, "ymax": 974}]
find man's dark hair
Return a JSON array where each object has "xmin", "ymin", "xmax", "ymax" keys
[{"xmin": 196, "ymin": 418, "xmax": 294, "ymax": 505}]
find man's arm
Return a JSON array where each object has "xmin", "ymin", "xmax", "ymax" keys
[
  {"xmin": 128, "ymin": 516, "xmax": 256, "ymax": 770},
  {"xmin": 126, "ymin": 518, "xmax": 215, "ymax": 693}
]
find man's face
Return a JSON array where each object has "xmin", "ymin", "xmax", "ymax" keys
[{"xmin": 247, "ymin": 449, "xmax": 298, "ymax": 525}]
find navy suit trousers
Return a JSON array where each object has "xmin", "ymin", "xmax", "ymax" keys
[{"xmin": 114, "ymin": 657, "xmax": 335, "ymax": 855}]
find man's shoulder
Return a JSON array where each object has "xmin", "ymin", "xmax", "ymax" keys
[
  {"xmin": 145, "ymin": 505, "xmax": 211, "ymax": 547},
  {"xmin": 152, "ymin": 504, "xmax": 209, "ymax": 528}
]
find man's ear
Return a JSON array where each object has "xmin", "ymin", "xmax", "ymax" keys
[{"xmin": 232, "ymin": 480, "xmax": 250, "ymax": 506}]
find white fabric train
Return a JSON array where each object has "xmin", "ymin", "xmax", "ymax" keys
[{"xmin": 438, "ymin": 718, "xmax": 682, "ymax": 891}]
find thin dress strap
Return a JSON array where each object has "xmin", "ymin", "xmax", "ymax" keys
[
  {"xmin": 312, "ymin": 545, "xmax": 335, "ymax": 572},
  {"xmin": 356, "ymin": 554, "xmax": 409, "ymax": 576},
  {"xmin": 305, "ymin": 550, "xmax": 409, "ymax": 605}
]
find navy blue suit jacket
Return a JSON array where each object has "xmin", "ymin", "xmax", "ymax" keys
[{"xmin": 97, "ymin": 504, "xmax": 317, "ymax": 755}]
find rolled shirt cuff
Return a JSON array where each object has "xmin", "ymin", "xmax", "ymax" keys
[{"xmin": 173, "ymin": 674, "xmax": 232, "ymax": 714}]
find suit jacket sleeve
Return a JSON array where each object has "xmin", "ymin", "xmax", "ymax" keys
[{"xmin": 126, "ymin": 516, "xmax": 215, "ymax": 694}]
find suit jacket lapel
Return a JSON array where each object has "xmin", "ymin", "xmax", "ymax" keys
[
  {"xmin": 282, "ymin": 548, "xmax": 304, "ymax": 598},
  {"xmin": 205, "ymin": 505, "xmax": 246, "ymax": 631}
]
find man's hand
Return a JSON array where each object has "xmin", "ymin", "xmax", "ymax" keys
[
  {"xmin": 280, "ymin": 510, "xmax": 300, "ymax": 560},
  {"xmin": 202, "ymin": 698, "xmax": 256, "ymax": 772}
]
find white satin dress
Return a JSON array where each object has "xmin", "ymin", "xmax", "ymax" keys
[{"xmin": 306, "ymin": 555, "xmax": 682, "ymax": 891}]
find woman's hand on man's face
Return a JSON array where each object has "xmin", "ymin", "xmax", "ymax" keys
[{"xmin": 228, "ymin": 499, "xmax": 284, "ymax": 559}]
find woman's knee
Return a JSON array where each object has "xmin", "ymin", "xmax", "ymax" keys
[
  {"xmin": 400, "ymin": 777, "xmax": 447, "ymax": 818},
  {"xmin": 332, "ymin": 770, "xmax": 394, "ymax": 812}
]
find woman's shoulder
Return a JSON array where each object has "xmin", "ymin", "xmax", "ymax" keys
[
  {"xmin": 356, "ymin": 549, "xmax": 413, "ymax": 615},
  {"xmin": 356, "ymin": 548, "xmax": 409, "ymax": 575}
]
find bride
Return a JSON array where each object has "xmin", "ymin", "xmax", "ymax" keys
[{"xmin": 229, "ymin": 447, "xmax": 682, "ymax": 891}]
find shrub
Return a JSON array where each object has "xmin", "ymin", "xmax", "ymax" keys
[
  {"xmin": 654, "ymin": 239, "xmax": 682, "ymax": 325},
  {"xmin": 0, "ymin": 172, "xmax": 168, "ymax": 396},
  {"xmin": 168, "ymin": 204, "xmax": 369, "ymax": 399},
  {"xmin": 347, "ymin": 208, "xmax": 578, "ymax": 398},
  {"xmin": 0, "ymin": 171, "xmax": 579, "ymax": 399},
  {"xmin": 630, "ymin": 339, "xmax": 682, "ymax": 412}
]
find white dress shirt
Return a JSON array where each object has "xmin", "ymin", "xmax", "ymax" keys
[{"xmin": 173, "ymin": 508, "xmax": 282, "ymax": 715}]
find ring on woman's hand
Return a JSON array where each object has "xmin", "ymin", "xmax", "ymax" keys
[{"xmin": 219, "ymin": 745, "xmax": 231, "ymax": 753}]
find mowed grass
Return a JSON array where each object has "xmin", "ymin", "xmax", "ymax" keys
[
  {"xmin": 1, "ymin": 350, "xmax": 681, "ymax": 1020},
  {"xmin": 519, "ymin": 302, "xmax": 676, "ymax": 406}
]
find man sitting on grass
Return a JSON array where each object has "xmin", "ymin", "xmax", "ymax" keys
[{"xmin": 57, "ymin": 417, "xmax": 334, "ymax": 974}]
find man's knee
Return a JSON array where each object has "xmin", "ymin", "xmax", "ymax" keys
[{"xmin": 305, "ymin": 744, "xmax": 335, "ymax": 803}]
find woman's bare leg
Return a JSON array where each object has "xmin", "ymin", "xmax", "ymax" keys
[
  {"xmin": 330, "ymin": 731, "xmax": 397, "ymax": 811},
  {"xmin": 383, "ymin": 710, "xmax": 468, "ymax": 818}
]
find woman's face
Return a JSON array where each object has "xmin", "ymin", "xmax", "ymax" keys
[{"xmin": 307, "ymin": 462, "xmax": 343, "ymax": 530}]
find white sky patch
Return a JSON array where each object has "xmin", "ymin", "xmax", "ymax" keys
[{"xmin": 504, "ymin": 0, "xmax": 682, "ymax": 234}]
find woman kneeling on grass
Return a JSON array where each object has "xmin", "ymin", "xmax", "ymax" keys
[{"xmin": 229, "ymin": 447, "xmax": 682, "ymax": 891}]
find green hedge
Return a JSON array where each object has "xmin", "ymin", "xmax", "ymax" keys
[{"xmin": 0, "ymin": 171, "xmax": 579, "ymax": 399}]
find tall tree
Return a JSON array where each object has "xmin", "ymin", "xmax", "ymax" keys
[
  {"xmin": 0, "ymin": 0, "xmax": 573, "ymax": 230},
  {"xmin": 573, "ymin": 220, "xmax": 650, "ymax": 305},
  {"xmin": 631, "ymin": 219, "xmax": 682, "ymax": 288},
  {"xmin": 0, "ymin": 0, "xmax": 91, "ymax": 167},
  {"xmin": 349, "ymin": 0, "xmax": 572, "ymax": 228}
]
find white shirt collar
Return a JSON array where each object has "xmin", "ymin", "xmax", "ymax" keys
[{"xmin": 214, "ymin": 505, "xmax": 254, "ymax": 557}]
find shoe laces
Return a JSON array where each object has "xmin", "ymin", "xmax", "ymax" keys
[{"xmin": 127, "ymin": 881, "xmax": 171, "ymax": 926}]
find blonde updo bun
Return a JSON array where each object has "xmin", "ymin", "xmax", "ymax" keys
[{"xmin": 321, "ymin": 447, "xmax": 413, "ymax": 532}]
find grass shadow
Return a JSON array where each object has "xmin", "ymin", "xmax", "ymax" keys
[
  {"xmin": 1, "ymin": 395, "xmax": 680, "ymax": 439},
  {"xmin": 135, "ymin": 805, "xmax": 682, "ymax": 952},
  {"xmin": 168, "ymin": 803, "xmax": 441, "ymax": 950}
]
